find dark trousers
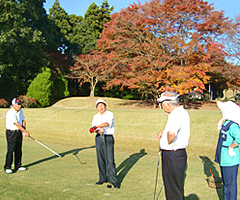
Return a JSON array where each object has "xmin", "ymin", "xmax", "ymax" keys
[
  {"xmin": 95, "ymin": 134, "xmax": 118, "ymax": 184},
  {"xmin": 162, "ymin": 149, "xmax": 187, "ymax": 200},
  {"xmin": 4, "ymin": 130, "xmax": 23, "ymax": 170},
  {"xmin": 221, "ymin": 165, "xmax": 239, "ymax": 200}
]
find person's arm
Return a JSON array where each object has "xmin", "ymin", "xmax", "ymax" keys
[
  {"xmin": 96, "ymin": 122, "xmax": 109, "ymax": 128},
  {"xmin": 229, "ymin": 124, "xmax": 240, "ymax": 148},
  {"xmin": 14, "ymin": 121, "xmax": 30, "ymax": 137},
  {"xmin": 229, "ymin": 142, "xmax": 238, "ymax": 148},
  {"xmin": 22, "ymin": 119, "xmax": 26, "ymax": 129},
  {"xmin": 95, "ymin": 122, "xmax": 109, "ymax": 133},
  {"xmin": 157, "ymin": 129, "xmax": 164, "ymax": 140},
  {"xmin": 167, "ymin": 131, "xmax": 176, "ymax": 144}
]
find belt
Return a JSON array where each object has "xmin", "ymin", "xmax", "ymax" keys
[
  {"xmin": 7, "ymin": 129, "xmax": 21, "ymax": 132},
  {"xmin": 161, "ymin": 148, "xmax": 185, "ymax": 152},
  {"xmin": 96, "ymin": 133, "xmax": 112, "ymax": 137}
]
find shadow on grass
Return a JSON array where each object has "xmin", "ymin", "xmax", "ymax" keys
[
  {"xmin": 116, "ymin": 149, "xmax": 147, "ymax": 187},
  {"xmin": 25, "ymin": 146, "xmax": 95, "ymax": 167},
  {"xmin": 184, "ymin": 194, "xmax": 199, "ymax": 199},
  {"xmin": 199, "ymin": 156, "xmax": 223, "ymax": 200},
  {"xmin": 118, "ymin": 100, "xmax": 154, "ymax": 108}
]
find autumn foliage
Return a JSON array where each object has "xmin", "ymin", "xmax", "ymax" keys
[
  {"xmin": 96, "ymin": 0, "xmax": 236, "ymax": 99},
  {"xmin": 69, "ymin": 51, "xmax": 107, "ymax": 97}
]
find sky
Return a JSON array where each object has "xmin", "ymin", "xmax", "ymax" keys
[{"xmin": 43, "ymin": 0, "xmax": 240, "ymax": 20}]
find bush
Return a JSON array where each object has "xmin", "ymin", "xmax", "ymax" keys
[
  {"xmin": 26, "ymin": 67, "xmax": 53, "ymax": 107},
  {"xmin": 18, "ymin": 95, "xmax": 37, "ymax": 108},
  {"xmin": 54, "ymin": 76, "xmax": 70, "ymax": 99},
  {"xmin": 0, "ymin": 98, "xmax": 9, "ymax": 108}
]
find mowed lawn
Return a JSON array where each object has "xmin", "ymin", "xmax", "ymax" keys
[{"xmin": 0, "ymin": 97, "xmax": 238, "ymax": 199}]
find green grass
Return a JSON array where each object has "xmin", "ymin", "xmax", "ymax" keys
[{"xmin": 0, "ymin": 98, "xmax": 238, "ymax": 199}]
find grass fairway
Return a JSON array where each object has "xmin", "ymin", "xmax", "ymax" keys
[{"xmin": 0, "ymin": 97, "xmax": 239, "ymax": 199}]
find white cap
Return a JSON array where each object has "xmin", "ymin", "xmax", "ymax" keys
[
  {"xmin": 95, "ymin": 99, "xmax": 106, "ymax": 107},
  {"xmin": 157, "ymin": 91, "xmax": 180, "ymax": 103}
]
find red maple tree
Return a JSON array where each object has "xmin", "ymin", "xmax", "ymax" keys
[
  {"xmin": 68, "ymin": 51, "xmax": 107, "ymax": 97},
  {"xmin": 97, "ymin": 0, "xmax": 235, "ymax": 100}
]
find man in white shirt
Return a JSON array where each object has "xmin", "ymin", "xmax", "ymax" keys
[
  {"xmin": 157, "ymin": 91, "xmax": 190, "ymax": 200},
  {"xmin": 4, "ymin": 98, "xmax": 30, "ymax": 174},
  {"xmin": 90, "ymin": 99, "xmax": 119, "ymax": 189}
]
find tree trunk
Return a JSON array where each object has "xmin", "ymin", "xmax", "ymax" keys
[
  {"xmin": 89, "ymin": 77, "xmax": 98, "ymax": 98},
  {"xmin": 209, "ymin": 83, "xmax": 212, "ymax": 100},
  {"xmin": 90, "ymin": 83, "xmax": 95, "ymax": 98}
]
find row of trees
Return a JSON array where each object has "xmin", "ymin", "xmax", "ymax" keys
[
  {"xmin": 0, "ymin": 0, "xmax": 240, "ymax": 107},
  {"xmin": 0, "ymin": 0, "xmax": 114, "ymax": 106}
]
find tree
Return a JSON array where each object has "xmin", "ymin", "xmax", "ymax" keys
[
  {"xmin": 68, "ymin": 52, "xmax": 107, "ymax": 97},
  {"xmin": 97, "ymin": 0, "xmax": 235, "ymax": 101},
  {"xmin": 48, "ymin": 0, "xmax": 82, "ymax": 54},
  {"xmin": 27, "ymin": 68, "xmax": 53, "ymax": 107},
  {"xmin": 53, "ymin": 76, "xmax": 70, "ymax": 99},
  {"xmin": 70, "ymin": 0, "xmax": 113, "ymax": 54},
  {"xmin": 67, "ymin": 1, "xmax": 113, "ymax": 97},
  {"xmin": 222, "ymin": 14, "xmax": 240, "ymax": 64},
  {"xmin": 0, "ymin": 0, "xmax": 57, "ymax": 97}
]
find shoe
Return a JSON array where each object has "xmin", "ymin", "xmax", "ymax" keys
[
  {"xmin": 96, "ymin": 181, "xmax": 106, "ymax": 185},
  {"xmin": 5, "ymin": 169, "xmax": 13, "ymax": 174},
  {"xmin": 17, "ymin": 167, "xmax": 27, "ymax": 171},
  {"xmin": 113, "ymin": 182, "xmax": 120, "ymax": 189}
]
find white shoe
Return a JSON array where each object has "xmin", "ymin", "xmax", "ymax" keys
[
  {"xmin": 18, "ymin": 167, "xmax": 27, "ymax": 171},
  {"xmin": 5, "ymin": 169, "xmax": 13, "ymax": 174}
]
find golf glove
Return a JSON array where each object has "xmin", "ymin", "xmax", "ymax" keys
[
  {"xmin": 89, "ymin": 126, "xmax": 97, "ymax": 133},
  {"xmin": 228, "ymin": 147, "xmax": 236, "ymax": 157}
]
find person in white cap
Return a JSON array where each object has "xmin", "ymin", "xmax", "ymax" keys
[
  {"xmin": 89, "ymin": 99, "xmax": 119, "ymax": 189},
  {"xmin": 215, "ymin": 101, "xmax": 240, "ymax": 200},
  {"xmin": 4, "ymin": 98, "xmax": 30, "ymax": 174},
  {"xmin": 156, "ymin": 91, "xmax": 190, "ymax": 200}
]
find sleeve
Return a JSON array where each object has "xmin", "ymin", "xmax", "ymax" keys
[
  {"xmin": 230, "ymin": 123, "xmax": 240, "ymax": 144},
  {"xmin": 20, "ymin": 109, "xmax": 25, "ymax": 121},
  {"xmin": 165, "ymin": 114, "xmax": 181, "ymax": 136}
]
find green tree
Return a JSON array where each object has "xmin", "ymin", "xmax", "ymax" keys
[
  {"xmin": 27, "ymin": 67, "xmax": 53, "ymax": 107},
  {"xmin": 0, "ymin": 0, "xmax": 57, "ymax": 98},
  {"xmin": 53, "ymin": 76, "xmax": 70, "ymax": 99},
  {"xmin": 70, "ymin": 0, "xmax": 113, "ymax": 54},
  {"xmin": 48, "ymin": 0, "xmax": 82, "ymax": 54}
]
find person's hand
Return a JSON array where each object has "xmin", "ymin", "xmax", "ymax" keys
[
  {"xmin": 89, "ymin": 126, "xmax": 97, "ymax": 133},
  {"xmin": 228, "ymin": 147, "xmax": 236, "ymax": 157},
  {"xmin": 23, "ymin": 130, "xmax": 30, "ymax": 137},
  {"xmin": 98, "ymin": 128, "xmax": 104, "ymax": 133},
  {"xmin": 157, "ymin": 129, "xmax": 164, "ymax": 140}
]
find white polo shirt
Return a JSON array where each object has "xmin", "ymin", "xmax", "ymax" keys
[
  {"xmin": 6, "ymin": 107, "xmax": 25, "ymax": 130},
  {"xmin": 92, "ymin": 110, "xmax": 114, "ymax": 135},
  {"xmin": 160, "ymin": 105, "xmax": 190, "ymax": 150}
]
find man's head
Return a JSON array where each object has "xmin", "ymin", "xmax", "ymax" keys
[
  {"xmin": 11, "ymin": 98, "xmax": 22, "ymax": 111},
  {"xmin": 96, "ymin": 99, "xmax": 106, "ymax": 115},
  {"xmin": 157, "ymin": 91, "xmax": 180, "ymax": 113}
]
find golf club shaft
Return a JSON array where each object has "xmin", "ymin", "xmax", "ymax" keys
[
  {"xmin": 154, "ymin": 147, "xmax": 161, "ymax": 199},
  {"xmin": 30, "ymin": 136, "xmax": 61, "ymax": 157}
]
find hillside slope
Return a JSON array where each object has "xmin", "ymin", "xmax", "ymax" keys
[{"xmin": 51, "ymin": 97, "xmax": 154, "ymax": 109}]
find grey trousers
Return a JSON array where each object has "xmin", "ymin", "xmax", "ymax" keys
[{"xmin": 95, "ymin": 134, "xmax": 118, "ymax": 184}]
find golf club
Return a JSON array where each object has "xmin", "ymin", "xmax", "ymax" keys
[
  {"xmin": 154, "ymin": 146, "xmax": 161, "ymax": 200},
  {"xmin": 30, "ymin": 136, "xmax": 62, "ymax": 157}
]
